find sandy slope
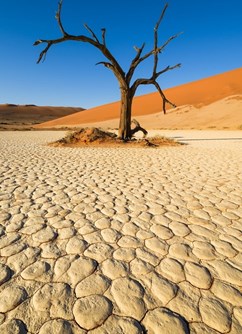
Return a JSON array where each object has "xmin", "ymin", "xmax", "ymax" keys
[
  {"xmin": 64, "ymin": 95, "xmax": 242, "ymax": 130},
  {"xmin": 34, "ymin": 67, "xmax": 242, "ymax": 130}
]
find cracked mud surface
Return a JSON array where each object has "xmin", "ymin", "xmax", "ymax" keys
[{"xmin": 0, "ymin": 131, "xmax": 241, "ymax": 333}]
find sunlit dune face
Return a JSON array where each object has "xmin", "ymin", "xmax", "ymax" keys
[{"xmin": 33, "ymin": 67, "xmax": 242, "ymax": 130}]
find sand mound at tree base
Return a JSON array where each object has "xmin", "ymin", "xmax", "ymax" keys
[{"xmin": 48, "ymin": 127, "xmax": 181, "ymax": 148}]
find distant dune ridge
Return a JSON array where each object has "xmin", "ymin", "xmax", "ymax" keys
[
  {"xmin": 34, "ymin": 67, "xmax": 242, "ymax": 130},
  {"xmin": 0, "ymin": 104, "xmax": 84, "ymax": 130}
]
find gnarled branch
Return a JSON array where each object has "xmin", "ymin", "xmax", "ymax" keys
[
  {"xmin": 34, "ymin": 0, "xmax": 125, "ymax": 81},
  {"xmin": 126, "ymin": 43, "xmax": 145, "ymax": 82},
  {"xmin": 101, "ymin": 28, "xmax": 106, "ymax": 46},
  {"xmin": 153, "ymin": 81, "xmax": 176, "ymax": 114},
  {"xmin": 126, "ymin": 3, "xmax": 181, "ymax": 87},
  {"xmin": 129, "ymin": 2, "xmax": 181, "ymax": 112},
  {"xmin": 155, "ymin": 3, "xmax": 168, "ymax": 31},
  {"xmin": 153, "ymin": 3, "xmax": 168, "ymax": 75},
  {"xmin": 96, "ymin": 61, "xmax": 114, "ymax": 70},
  {"xmin": 156, "ymin": 63, "xmax": 181, "ymax": 77},
  {"xmin": 55, "ymin": 0, "xmax": 68, "ymax": 36},
  {"xmin": 131, "ymin": 63, "xmax": 181, "ymax": 92},
  {"xmin": 34, "ymin": 37, "xmax": 67, "ymax": 63},
  {"xmin": 131, "ymin": 62, "xmax": 181, "ymax": 114},
  {"xmin": 130, "ymin": 119, "xmax": 148, "ymax": 138},
  {"xmin": 84, "ymin": 23, "xmax": 100, "ymax": 43}
]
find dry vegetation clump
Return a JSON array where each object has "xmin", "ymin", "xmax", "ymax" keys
[
  {"xmin": 65, "ymin": 127, "xmax": 117, "ymax": 143},
  {"xmin": 48, "ymin": 127, "xmax": 181, "ymax": 148}
]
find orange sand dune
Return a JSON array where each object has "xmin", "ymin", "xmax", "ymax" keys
[
  {"xmin": 66, "ymin": 95, "xmax": 242, "ymax": 130},
  {"xmin": 35, "ymin": 67, "xmax": 242, "ymax": 129}
]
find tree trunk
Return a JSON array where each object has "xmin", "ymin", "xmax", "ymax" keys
[{"xmin": 118, "ymin": 88, "xmax": 132, "ymax": 140}]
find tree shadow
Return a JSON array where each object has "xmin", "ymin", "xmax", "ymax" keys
[{"xmin": 177, "ymin": 137, "xmax": 242, "ymax": 142}]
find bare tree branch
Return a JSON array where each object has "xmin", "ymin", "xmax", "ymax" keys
[
  {"xmin": 154, "ymin": 3, "xmax": 168, "ymax": 31},
  {"xmin": 131, "ymin": 63, "xmax": 181, "ymax": 94},
  {"xmin": 156, "ymin": 63, "xmax": 181, "ymax": 77},
  {"xmin": 157, "ymin": 32, "xmax": 183, "ymax": 54},
  {"xmin": 138, "ymin": 32, "xmax": 181, "ymax": 65},
  {"xmin": 96, "ymin": 61, "xmax": 114, "ymax": 69},
  {"xmin": 34, "ymin": 9, "xmax": 125, "ymax": 81},
  {"xmin": 101, "ymin": 28, "xmax": 106, "ymax": 46},
  {"xmin": 84, "ymin": 23, "xmax": 100, "ymax": 43},
  {"xmin": 126, "ymin": 43, "xmax": 145, "ymax": 82},
  {"xmin": 130, "ymin": 62, "xmax": 181, "ymax": 114},
  {"xmin": 126, "ymin": 2, "xmax": 181, "ymax": 113},
  {"xmin": 37, "ymin": 43, "xmax": 51, "ymax": 63},
  {"xmin": 126, "ymin": 3, "xmax": 181, "ymax": 86},
  {"xmin": 130, "ymin": 119, "xmax": 148, "ymax": 137},
  {"xmin": 34, "ymin": 37, "xmax": 66, "ymax": 63},
  {"xmin": 153, "ymin": 3, "xmax": 168, "ymax": 75},
  {"xmin": 153, "ymin": 81, "xmax": 176, "ymax": 114},
  {"xmin": 55, "ymin": 0, "xmax": 68, "ymax": 36}
]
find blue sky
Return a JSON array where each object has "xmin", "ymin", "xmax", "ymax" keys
[{"xmin": 0, "ymin": 0, "xmax": 241, "ymax": 108}]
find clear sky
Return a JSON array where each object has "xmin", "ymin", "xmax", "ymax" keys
[{"xmin": 0, "ymin": 0, "xmax": 241, "ymax": 108}]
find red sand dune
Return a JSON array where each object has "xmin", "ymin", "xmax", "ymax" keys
[{"xmin": 35, "ymin": 67, "xmax": 242, "ymax": 129}]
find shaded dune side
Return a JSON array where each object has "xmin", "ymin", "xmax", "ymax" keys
[
  {"xmin": 35, "ymin": 67, "xmax": 242, "ymax": 128},
  {"xmin": 0, "ymin": 105, "xmax": 84, "ymax": 124}
]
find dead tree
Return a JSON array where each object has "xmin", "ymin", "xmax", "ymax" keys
[{"xmin": 34, "ymin": 0, "xmax": 181, "ymax": 140}]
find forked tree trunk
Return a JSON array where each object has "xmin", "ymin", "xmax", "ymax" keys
[{"xmin": 118, "ymin": 88, "xmax": 133, "ymax": 140}]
